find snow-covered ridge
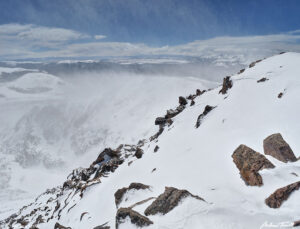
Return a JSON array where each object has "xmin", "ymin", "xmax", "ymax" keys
[{"xmin": 1, "ymin": 52, "xmax": 300, "ymax": 229}]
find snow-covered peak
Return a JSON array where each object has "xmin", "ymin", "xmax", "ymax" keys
[{"xmin": 1, "ymin": 52, "xmax": 300, "ymax": 229}]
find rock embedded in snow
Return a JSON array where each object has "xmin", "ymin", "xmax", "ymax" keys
[
  {"xmin": 265, "ymin": 181, "xmax": 300, "ymax": 208},
  {"xmin": 294, "ymin": 220, "xmax": 300, "ymax": 227},
  {"xmin": 116, "ymin": 208, "xmax": 153, "ymax": 229},
  {"xmin": 232, "ymin": 144, "xmax": 275, "ymax": 186},
  {"xmin": 114, "ymin": 183, "xmax": 150, "ymax": 207},
  {"xmin": 238, "ymin": 68, "xmax": 245, "ymax": 74},
  {"xmin": 257, "ymin": 77, "xmax": 269, "ymax": 83},
  {"xmin": 195, "ymin": 105, "xmax": 215, "ymax": 128},
  {"xmin": 93, "ymin": 223, "xmax": 110, "ymax": 229},
  {"xmin": 54, "ymin": 222, "xmax": 72, "ymax": 229},
  {"xmin": 263, "ymin": 133, "xmax": 297, "ymax": 163},
  {"xmin": 134, "ymin": 147, "xmax": 144, "ymax": 159},
  {"xmin": 144, "ymin": 187, "xmax": 205, "ymax": 216},
  {"xmin": 278, "ymin": 92, "xmax": 284, "ymax": 98},
  {"xmin": 249, "ymin": 59, "xmax": 262, "ymax": 68},
  {"xmin": 219, "ymin": 76, "xmax": 232, "ymax": 94}
]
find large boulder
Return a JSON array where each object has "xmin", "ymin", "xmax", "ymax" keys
[
  {"xmin": 116, "ymin": 208, "xmax": 153, "ymax": 229},
  {"xmin": 265, "ymin": 181, "xmax": 300, "ymax": 208},
  {"xmin": 263, "ymin": 133, "xmax": 297, "ymax": 163},
  {"xmin": 144, "ymin": 187, "xmax": 205, "ymax": 216},
  {"xmin": 114, "ymin": 183, "xmax": 150, "ymax": 207},
  {"xmin": 232, "ymin": 145, "xmax": 275, "ymax": 186}
]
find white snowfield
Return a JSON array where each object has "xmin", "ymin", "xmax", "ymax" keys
[{"xmin": 1, "ymin": 52, "xmax": 300, "ymax": 229}]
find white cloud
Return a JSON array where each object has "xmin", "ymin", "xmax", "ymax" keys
[
  {"xmin": 0, "ymin": 24, "xmax": 88, "ymax": 46},
  {"xmin": 0, "ymin": 23, "xmax": 300, "ymax": 62},
  {"xmin": 94, "ymin": 35, "xmax": 106, "ymax": 40}
]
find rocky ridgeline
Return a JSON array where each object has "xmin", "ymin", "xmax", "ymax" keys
[{"xmin": 0, "ymin": 143, "xmax": 147, "ymax": 229}]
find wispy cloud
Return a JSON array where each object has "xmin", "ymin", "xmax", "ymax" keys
[
  {"xmin": 94, "ymin": 35, "xmax": 106, "ymax": 40},
  {"xmin": 0, "ymin": 23, "xmax": 300, "ymax": 62}
]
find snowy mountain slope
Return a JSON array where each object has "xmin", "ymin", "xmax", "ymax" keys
[
  {"xmin": 0, "ymin": 69, "xmax": 216, "ymax": 220},
  {"xmin": 1, "ymin": 52, "xmax": 300, "ymax": 229}
]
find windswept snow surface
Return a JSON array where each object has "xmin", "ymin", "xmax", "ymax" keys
[{"xmin": 0, "ymin": 68, "xmax": 216, "ymax": 220}]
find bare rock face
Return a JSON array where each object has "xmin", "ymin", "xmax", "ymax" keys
[
  {"xmin": 114, "ymin": 183, "xmax": 150, "ymax": 207},
  {"xmin": 263, "ymin": 133, "xmax": 297, "ymax": 163},
  {"xmin": 116, "ymin": 208, "xmax": 153, "ymax": 229},
  {"xmin": 232, "ymin": 145, "xmax": 275, "ymax": 186},
  {"xmin": 144, "ymin": 187, "xmax": 205, "ymax": 216},
  {"xmin": 265, "ymin": 181, "xmax": 300, "ymax": 208},
  {"xmin": 219, "ymin": 76, "xmax": 233, "ymax": 94}
]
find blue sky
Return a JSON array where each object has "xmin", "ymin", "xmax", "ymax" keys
[{"xmin": 1, "ymin": 0, "xmax": 300, "ymax": 60}]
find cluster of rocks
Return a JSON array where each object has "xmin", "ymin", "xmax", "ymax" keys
[
  {"xmin": 1, "ymin": 141, "xmax": 149, "ymax": 229},
  {"xmin": 113, "ymin": 183, "xmax": 206, "ymax": 228},
  {"xmin": 232, "ymin": 133, "xmax": 299, "ymax": 208},
  {"xmin": 151, "ymin": 90, "xmax": 205, "ymax": 141}
]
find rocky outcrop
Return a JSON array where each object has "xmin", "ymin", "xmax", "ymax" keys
[
  {"xmin": 263, "ymin": 133, "xmax": 297, "ymax": 163},
  {"xmin": 232, "ymin": 145, "xmax": 275, "ymax": 186},
  {"xmin": 116, "ymin": 208, "xmax": 153, "ymax": 229},
  {"xmin": 195, "ymin": 105, "xmax": 215, "ymax": 128},
  {"xmin": 93, "ymin": 148, "xmax": 121, "ymax": 165},
  {"xmin": 179, "ymin": 96, "xmax": 187, "ymax": 106},
  {"xmin": 114, "ymin": 183, "xmax": 150, "ymax": 207},
  {"xmin": 265, "ymin": 181, "xmax": 300, "ymax": 208},
  {"xmin": 134, "ymin": 147, "xmax": 144, "ymax": 159},
  {"xmin": 219, "ymin": 76, "xmax": 232, "ymax": 94},
  {"xmin": 144, "ymin": 187, "xmax": 205, "ymax": 216}
]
